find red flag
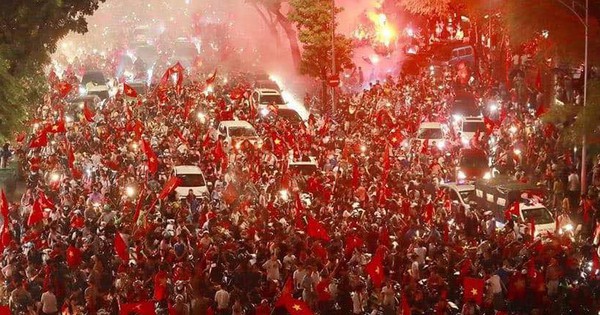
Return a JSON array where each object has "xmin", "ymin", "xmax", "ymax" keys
[
  {"xmin": 123, "ymin": 83, "xmax": 139, "ymax": 98},
  {"xmin": 205, "ymin": 68, "xmax": 218, "ymax": 85},
  {"xmin": 28, "ymin": 199, "xmax": 43, "ymax": 226},
  {"xmin": 0, "ymin": 305, "xmax": 9, "ymax": 315},
  {"xmin": 306, "ymin": 217, "xmax": 330, "ymax": 241},
  {"xmin": 591, "ymin": 251, "xmax": 600, "ymax": 279},
  {"xmin": 57, "ymin": 81, "xmax": 73, "ymax": 98},
  {"xmin": 114, "ymin": 232, "xmax": 129, "ymax": 261},
  {"xmin": 529, "ymin": 217, "xmax": 536, "ymax": 238},
  {"xmin": 133, "ymin": 190, "xmax": 145, "ymax": 224},
  {"xmin": 145, "ymin": 146, "xmax": 159, "ymax": 174},
  {"xmin": 365, "ymin": 250, "xmax": 385, "ymax": 287},
  {"xmin": 213, "ymin": 140, "xmax": 225, "ymax": 160},
  {"xmin": 504, "ymin": 200, "xmax": 520, "ymax": 220},
  {"xmin": 401, "ymin": 297, "xmax": 411, "ymax": 315},
  {"xmin": 316, "ymin": 278, "xmax": 332, "ymax": 301},
  {"xmin": 66, "ymin": 245, "xmax": 82, "ymax": 268},
  {"xmin": 38, "ymin": 192, "xmax": 54, "ymax": 210},
  {"xmin": 15, "ymin": 132, "xmax": 26, "ymax": 143},
  {"xmin": 275, "ymin": 277, "xmax": 294, "ymax": 307},
  {"xmin": 463, "ymin": 277, "xmax": 485, "ymax": 305},
  {"xmin": 154, "ymin": 270, "xmax": 168, "ymax": 301},
  {"xmin": 344, "ymin": 234, "xmax": 364, "ymax": 256},
  {"xmin": 159, "ymin": 177, "xmax": 181, "ymax": 200},
  {"xmin": 171, "ymin": 62, "xmax": 184, "ymax": 95},
  {"xmin": 389, "ymin": 130, "xmax": 403, "ymax": 147},
  {"xmin": 29, "ymin": 131, "xmax": 48, "ymax": 148},
  {"xmin": 420, "ymin": 139, "xmax": 429, "ymax": 154},
  {"xmin": 67, "ymin": 143, "xmax": 75, "ymax": 169},
  {"xmin": 120, "ymin": 301, "xmax": 156, "ymax": 315},
  {"xmin": 47, "ymin": 120, "xmax": 66, "ymax": 133},
  {"xmin": 382, "ymin": 143, "xmax": 391, "ymax": 173},
  {"xmin": 424, "ymin": 202, "xmax": 434, "ymax": 224},
  {"xmin": 0, "ymin": 190, "xmax": 8, "ymax": 226},
  {"xmin": 535, "ymin": 103, "xmax": 548, "ymax": 118},
  {"xmin": 0, "ymin": 227, "xmax": 11, "ymax": 249},
  {"xmin": 83, "ymin": 104, "xmax": 95, "ymax": 123},
  {"xmin": 283, "ymin": 297, "xmax": 314, "ymax": 315},
  {"xmin": 294, "ymin": 193, "xmax": 304, "ymax": 213},
  {"xmin": 222, "ymin": 184, "xmax": 238, "ymax": 205},
  {"xmin": 483, "ymin": 116, "xmax": 495, "ymax": 135}
]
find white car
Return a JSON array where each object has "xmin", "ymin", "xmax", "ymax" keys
[
  {"xmin": 440, "ymin": 182, "xmax": 475, "ymax": 210},
  {"xmin": 459, "ymin": 117, "xmax": 485, "ymax": 146},
  {"xmin": 414, "ymin": 122, "xmax": 447, "ymax": 150},
  {"xmin": 172, "ymin": 165, "xmax": 209, "ymax": 199},
  {"xmin": 288, "ymin": 157, "xmax": 319, "ymax": 175},
  {"xmin": 251, "ymin": 88, "xmax": 286, "ymax": 106},
  {"xmin": 217, "ymin": 121, "xmax": 263, "ymax": 149},
  {"xmin": 259, "ymin": 104, "xmax": 304, "ymax": 125},
  {"xmin": 81, "ymin": 71, "xmax": 110, "ymax": 100}
]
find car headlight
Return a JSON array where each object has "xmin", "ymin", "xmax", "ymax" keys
[
  {"xmin": 79, "ymin": 86, "xmax": 87, "ymax": 96},
  {"xmin": 436, "ymin": 140, "xmax": 445, "ymax": 149},
  {"xmin": 461, "ymin": 137, "xmax": 469, "ymax": 145},
  {"xmin": 260, "ymin": 108, "xmax": 269, "ymax": 117},
  {"xmin": 235, "ymin": 142, "xmax": 241, "ymax": 150},
  {"xmin": 457, "ymin": 170, "xmax": 466, "ymax": 180},
  {"xmin": 453, "ymin": 114, "xmax": 462, "ymax": 122},
  {"xmin": 483, "ymin": 172, "xmax": 491, "ymax": 180}
]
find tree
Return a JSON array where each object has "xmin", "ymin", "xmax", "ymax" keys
[
  {"xmin": 288, "ymin": 0, "xmax": 353, "ymax": 107},
  {"xmin": 0, "ymin": 0, "xmax": 105, "ymax": 139},
  {"xmin": 398, "ymin": 0, "xmax": 453, "ymax": 17},
  {"xmin": 543, "ymin": 80, "xmax": 600, "ymax": 148},
  {"xmin": 246, "ymin": 0, "xmax": 302, "ymax": 70}
]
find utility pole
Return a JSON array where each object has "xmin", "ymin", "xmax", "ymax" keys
[{"xmin": 331, "ymin": 0, "xmax": 336, "ymax": 114}]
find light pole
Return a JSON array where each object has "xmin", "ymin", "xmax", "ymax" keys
[
  {"xmin": 331, "ymin": 0, "xmax": 336, "ymax": 114},
  {"xmin": 557, "ymin": 0, "xmax": 588, "ymax": 194}
]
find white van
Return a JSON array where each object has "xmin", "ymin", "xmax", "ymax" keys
[
  {"xmin": 173, "ymin": 165, "xmax": 209, "ymax": 199},
  {"xmin": 217, "ymin": 121, "xmax": 263, "ymax": 149},
  {"xmin": 440, "ymin": 182, "xmax": 475, "ymax": 210},
  {"xmin": 460, "ymin": 117, "xmax": 485, "ymax": 146},
  {"xmin": 414, "ymin": 122, "xmax": 447, "ymax": 150}
]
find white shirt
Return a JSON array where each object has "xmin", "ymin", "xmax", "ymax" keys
[
  {"xmin": 214, "ymin": 289, "xmax": 230, "ymax": 310},
  {"xmin": 486, "ymin": 274, "xmax": 503, "ymax": 294},
  {"xmin": 568, "ymin": 173, "xmax": 580, "ymax": 191},
  {"xmin": 40, "ymin": 291, "xmax": 58, "ymax": 313}
]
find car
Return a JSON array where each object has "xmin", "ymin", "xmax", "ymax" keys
[
  {"xmin": 440, "ymin": 182, "xmax": 475, "ymax": 211},
  {"xmin": 414, "ymin": 122, "xmax": 447, "ymax": 150},
  {"xmin": 451, "ymin": 91, "xmax": 481, "ymax": 119},
  {"xmin": 81, "ymin": 70, "xmax": 110, "ymax": 100},
  {"xmin": 259, "ymin": 105, "xmax": 304, "ymax": 125},
  {"xmin": 217, "ymin": 121, "xmax": 263, "ymax": 149},
  {"xmin": 251, "ymin": 88, "xmax": 286, "ymax": 107},
  {"xmin": 288, "ymin": 157, "xmax": 319, "ymax": 175},
  {"xmin": 430, "ymin": 43, "xmax": 476, "ymax": 68},
  {"xmin": 456, "ymin": 148, "xmax": 491, "ymax": 182},
  {"xmin": 172, "ymin": 165, "xmax": 209, "ymax": 199},
  {"xmin": 255, "ymin": 79, "xmax": 281, "ymax": 92},
  {"xmin": 459, "ymin": 117, "xmax": 486, "ymax": 146}
]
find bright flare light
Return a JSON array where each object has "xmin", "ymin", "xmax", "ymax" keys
[
  {"xmin": 514, "ymin": 149, "xmax": 522, "ymax": 155},
  {"xmin": 360, "ymin": 145, "xmax": 367, "ymax": 153},
  {"xmin": 367, "ymin": 12, "xmax": 397, "ymax": 47},
  {"xmin": 280, "ymin": 189, "xmax": 289, "ymax": 201},
  {"xmin": 260, "ymin": 107, "xmax": 270, "ymax": 117},
  {"xmin": 197, "ymin": 112, "xmax": 206, "ymax": 123},
  {"xmin": 126, "ymin": 186, "xmax": 136, "ymax": 198},
  {"xmin": 509, "ymin": 126, "xmax": 518, "ymax": 134},
  {"xmin": 50, "ymin": 173, "xmax": 60, "ymax": 182},
  {"xmin": 65, "ymin": 116, "xmax": 73, "ymax": 123},
  {"xmin": 490, "ymin": 103, "xmax": 498, "ymax": 112}
]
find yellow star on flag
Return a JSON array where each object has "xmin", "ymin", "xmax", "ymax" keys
[
  {"xmin": 292, "ymin": 304, "xmax": 302, "ymax": 311},
  {"xmin": 471, "ymin": 288, "xmax": 478, "ymax": 296}
]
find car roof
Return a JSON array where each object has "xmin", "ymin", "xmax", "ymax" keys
[
  {"xmin": 419, "ymin": 122, "xmax": 442, "ymax": 129},
  {"xmin": 440, "ymin": 182, "xmax": 475, "ymax": 192},
  {"xmin": 255, "ymin": 88, "xmax": 281, "ymax": 95},
  {"xmin": 289, "ymin": 157, "xmax": 318, "ymax": 165},
  {"xmin": 174, "ymin": 165, "xmax": 203, "ymax": 174},
  {"xmin": 219, "ymin": 120, "xmax": 255, "ymax": 128}
]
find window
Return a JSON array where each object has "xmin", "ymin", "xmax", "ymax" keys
[
  {"xmin": 418, "ymin": 128, "xmax": 443, "ymax": 139},
  {"xmin": 176, "ymin": 174, "xmax": 206, "ymax": 187},
  {"xmin": 521, "ymin": 207, "xmax": 554, "ymax": 225},
  {"xmin": 229, "ymin": 127, "xmax": 257, "ymax": 137}
]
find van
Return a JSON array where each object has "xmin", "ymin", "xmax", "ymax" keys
[
  {"xmin": 440, "ymin": 182, "xmax": 475, "ymax": 211},
  {"xmin": 173, "ymin": 165, "xmax": 209, "ymax": 199},
  {"xmin": 217, "ymin": 121, "xmax": 263, "ymax": 149},
  {"xmin": 81, "ymin": 70, "xmax": 110, "ymax": 100},
  {"xmin": 456, "ymin": 148, "xmax": 491, "ymax": 182},
  {"xmin": 431, "ymin": 43, "xmax": 476, "ymax": 67},
  {"xmin": 459, "ymin": 117, "xmax": 485, "ymax": 146},
  {"xmin": 474, "ymin": 177, "xmax": 555, "ymax": 236},
  {"xmin": 251, "ymin": 88, "xmax": 285, "ymax": 106}
]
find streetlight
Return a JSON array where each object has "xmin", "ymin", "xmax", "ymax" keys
[{"xmin": 557, "ymin": 0, "xmax": 589, "ymax": 193}]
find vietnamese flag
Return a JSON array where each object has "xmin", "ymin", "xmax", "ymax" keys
[
  {"xmin": 283, "ymin": 297, "xmax": 314, "ymax": 315},
  {"xmin": 344, "ymin": 234, "xmax": 364, "ymax": 256},
  {"xmin": 38, "ymin": 192, "xmax": 55, "ymax": 210},
  {"xmin": 120, "ymin": 301, "xmax": 156, "ymax": 315},
  {"xmin": 423, "ymin": 202, "xmax": 434, "ymax": 224},
  {"xmin": 123, "ymin": 83, "xmax": 139, "ymax": 98},
  {"xmin": 205, "ymin": 68, "xmax": 218, "ymax": 85},
  {"xmin": 0, "ymin": 305, "xmax": 10, "ymax": 315},
  {"xmin": 463, "ymin": 277, "xmax": 485, "ymax": 305},
  {"xmin": 275, "ymin": 278, "xmax": 294, "ymax": 307},
  {"xmin": 159, "ymin": 177, "xmax": 181, "ymax": 200},
  {"xmin": 0, "ymin": 190, "xmax": 8, "ymax": 226},
  {"xmin": 420, "ymin": 138, "xmax": 429, "ymax": 154},
  {"xmin": 365, "ymin": 250, "xmax": 385, "ymax": 287},
  {"xmin": 29, "ymin": 131, "xmax": 48, "ymax": 148},
  {"xmin": 153, "ymin": 270, "xmax": 168, "ymax": 301},
  {"xmin": 66, "ymin": 143, "xmax": 75, "ymax": 169},
  {"xmin": 504, "ymin": 200, "xmax": 520, "ymax": 220},
  {"xmin": 133, "ymin": 190, "xmax": 145, "ymax": 224},
  {"xmin": 389, "ymin": 130, "xmax": 403, "ymax": 147},
  {"xmin": 316, "ymin": 278, "xmax": 332, "ymax": 301},
  {"xmin": 213, "ymin": 140, "xmax": 225, "ymax": 160},
  {"xmin": 114, "ymin": 232, "xmax": 129, "ymax": 261},
  {"xmin": 535, "ymin": 103, "xmax": 548, "ymax": 118},
  {"xmin": 28, "ymin": 199, "xmax": 44, "ymax": 226},
  {"xmin": 66, "ymin": 245, "xmax": 82, "ymax": 268},
  {"xmin": 483, "ymin": 116, "xmax": 495, "ymax": 135},
  {"xmin": 306, "ymin": 217, "xmax": 330, "ymax": 242},
  {"xmin": 47, "ymin": 120, "xmax": 66, "ymax": 133},
  {"xmin": 145, "ymin": 146, "xmax": 159, "ymax": 174},
  {"xmin": 0, "ymin": 227, "xmax": 11, "ymax": 249},
  {"xmin": 57, "ymin": 81, "xmax": 73, "ymax": 98},
  {"xmin": 83, "ymin": 104, "xmax": 95, "ymax": 123}
]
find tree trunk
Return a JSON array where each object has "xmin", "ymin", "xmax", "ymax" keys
[
  {"xmin": 271, "ymin": 9, "xmax": 302, "ymax": 71},
  {"xmin": 252, "ymin": 4, "xmax": 281, "ymax": 47}
]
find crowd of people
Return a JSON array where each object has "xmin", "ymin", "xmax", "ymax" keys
[{"xmin": 0, "ymin": 44, "xmax": 599, "ymax": 315}]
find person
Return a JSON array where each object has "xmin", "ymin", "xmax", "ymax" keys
[
  {"xmin": 567, "ymin": 170, "xmax": 580, "ymax": 205},
  {"xmin": 214, "ymin": 284, "xmax": 230, "ymax": 315},
  {"xmin": 262, "ymin": 254, "xmax": 281, "ymax": 282},
  {"xmin": 40, "ymin": 286, "xmax": 58, "ymax": 315},
  {"xmin": 0, "ymin": 143, "xmax": 10, "ymax": 168}
]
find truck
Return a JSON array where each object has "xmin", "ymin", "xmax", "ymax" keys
[{"xmin": 474, "ymin": 177, "xmax": 555, "ymax": 237}]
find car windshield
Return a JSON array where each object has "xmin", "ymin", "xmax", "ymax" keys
[
  {"xmin": 260, "ymin": 94, "xmax": 285, "ymax": 104},
  {"xmin": 521, "ymin": 207, "xmax": 554, "ymax": 225},
  {"xmin": 277, "ymin": 109, "xmax": 302, "ymax": 122},
  {"xmin": 459, "ymin": 190, "xmax": 475, "ymax": 203},
  {"xmin": 177, "ymin": 173, "xmax": 205, "ymax": 187},
  {"xmin": 82, "ymin": 72, "xmax": 106, "ymax": 85},
  {"xmin": 463, "ymin": 121, "xmax": 486, "ymax": 133},
  {"xmin": 418, "ymin": 128, "xmax": 443, "ymax": 139},
  {"xmin": 460, "ymin": 155, "xmax": 488, "ymax": 168},
  {"xmin": 229, "ymin": 127, "xmax": 257, "ymax": 137},
  {"xmin": 256, "ymin": 81, "xmax": 280, "ymax": 90},
  {"xmin": 289, "ymin": 164, "xmax": 318, "ymax": 175}
]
